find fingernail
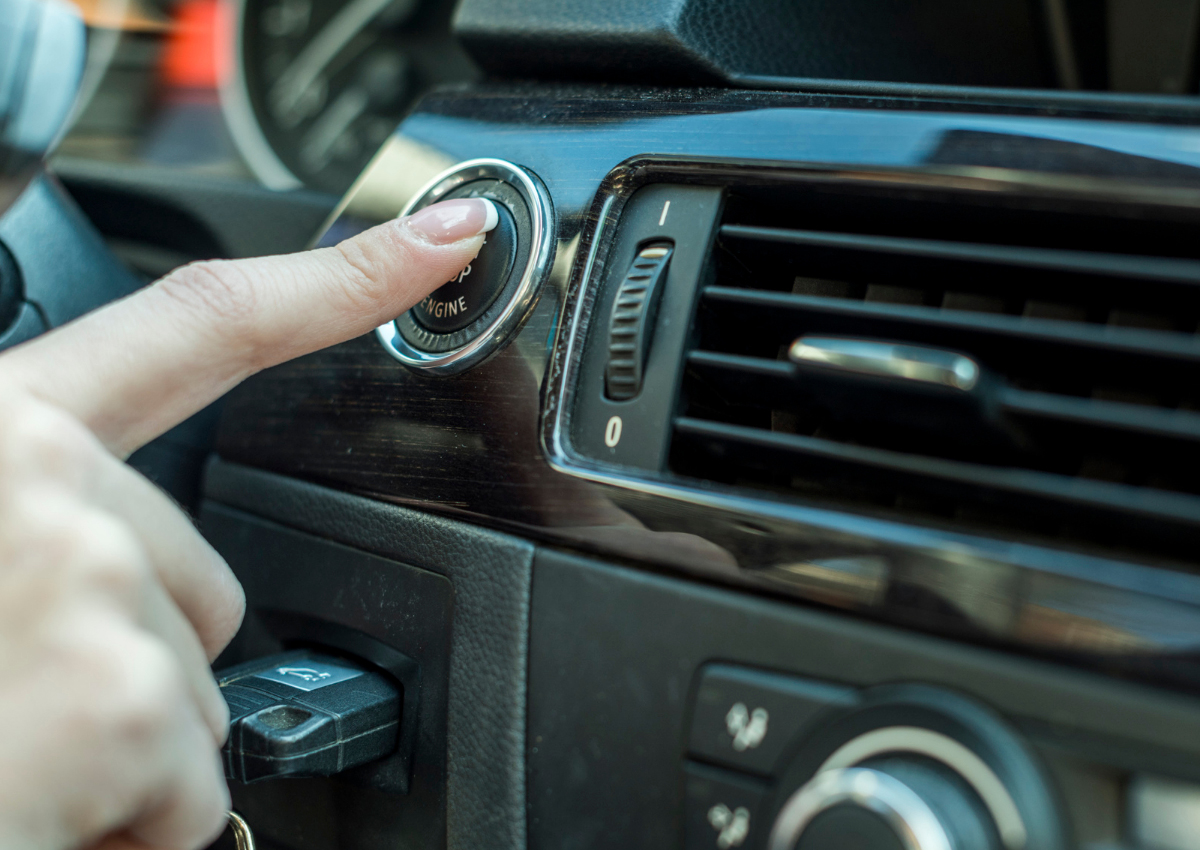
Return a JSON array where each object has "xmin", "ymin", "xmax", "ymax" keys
[{"xmin": 405, "ymin": 198, "xmax": 499, "ymax": 245}]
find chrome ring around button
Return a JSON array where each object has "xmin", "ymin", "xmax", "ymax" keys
[{"xmin": 375, "ymin": 158, "xmax": 555, "ymax": 375}]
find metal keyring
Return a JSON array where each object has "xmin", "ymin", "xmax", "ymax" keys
[{"xmin": 227, "ymin": 811, "xmax": 256, "ymax": 850}]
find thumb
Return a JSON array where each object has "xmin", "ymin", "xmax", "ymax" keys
[{"xmin": 0, "ymin": 197, "xmax": 498, "ymax": 456}]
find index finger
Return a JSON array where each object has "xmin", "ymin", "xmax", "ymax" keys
[{"xmin": 0, "ymin": 198, "xmax": 497, "ymax": 457}]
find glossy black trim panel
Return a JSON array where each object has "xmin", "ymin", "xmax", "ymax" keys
[{"xmin": 215, "ymin": 85, "xmax": 1200, "ymax": 693}]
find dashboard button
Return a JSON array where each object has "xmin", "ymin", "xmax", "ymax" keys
[
  {"xmin": 689, "ymin": 665, "xmax": 857, "ymax": 777},
  {"xmin": 684, "ymin": 762, "xmax": 769, "ymax": 850},
  {"xmin": 376, "ymin": 158, "xmax": 555, "ymax": 375},
  {"xmin": 412, "ymin": 199, "xmax": 516, "ymax": 333}
]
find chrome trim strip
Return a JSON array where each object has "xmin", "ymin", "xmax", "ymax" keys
[
  {"xmin": 768, "ymin": 767, "xmax": 953, "ymax": 850},
  {"xmin": 819, "ymin": 726, "xmax": 1027, "ymax": 850},
  {"xmin": 546, "ymin": 191, "xmax": 616, "ymax": 461},
  {"xmin": 375, "ymin": 158, "xmax": 555, "ymax": 375}
]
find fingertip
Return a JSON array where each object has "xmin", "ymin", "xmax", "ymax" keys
[
  {"xmin": 480, "ymin": 198, "xmax": 499, "ymax": 232},
  {"xmin": 404, "ymin": 198, "xmax": 499, "ymax": 244}
]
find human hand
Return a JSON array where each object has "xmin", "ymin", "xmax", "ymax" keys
[{"xmin": 0, "ymin": 197, "xmax": 496, "ymax": 850}]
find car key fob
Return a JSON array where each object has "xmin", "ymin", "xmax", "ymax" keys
[{"xmin": 217, "ymin": 650, "xmax": 401, "ymax": 783}]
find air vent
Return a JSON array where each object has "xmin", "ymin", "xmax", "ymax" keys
[{"xmin": 670, "ymin": 189, "xmax": 1200, "ymax": 563}]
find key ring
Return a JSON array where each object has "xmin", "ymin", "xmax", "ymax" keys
[{"xmin": 227, "ymin": 811, "xmax": 256, "ymax": 850}]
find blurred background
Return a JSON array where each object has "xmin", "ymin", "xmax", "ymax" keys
[
  {"xmin": 53, "ymin": 0, "xmax": 1200, "ymax": 200},
  {"xmin": 57, "ymin": 0, "xmax": 474, "ymax": 196}
]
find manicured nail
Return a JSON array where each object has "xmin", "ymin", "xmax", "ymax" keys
[{"xmin": 405, "ymin": 198, "xmax": 499, "ymax": 245}]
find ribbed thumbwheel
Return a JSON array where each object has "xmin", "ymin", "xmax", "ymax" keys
[
  {"xmin": 604, "ymin": 242, "xmax": 674, "ymax": 400},
  {"xmin": 769, "ymin": 761, "xmax": 1002, "ymax": 850}
]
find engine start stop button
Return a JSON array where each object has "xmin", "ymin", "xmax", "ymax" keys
[
  {"xmin": 376, "ymin": 158, "xmax": 554, "ymax": 375},
  {"xmin": 411, "ymin": 196, "xmax": 517, "ymax": 333}
]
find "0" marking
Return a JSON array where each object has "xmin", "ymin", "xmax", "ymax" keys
[{"xmin": 604, "ymin": 415, "xmax": 623, "ymax": 448}]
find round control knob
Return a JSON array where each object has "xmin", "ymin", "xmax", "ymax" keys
[
  {"xmin": 770, "ymin": 763, "xmax": 1000, "ymax": 850},
  {"xmin": 376, "ymin": 158, "xmax": 554, "ymax": 375}
]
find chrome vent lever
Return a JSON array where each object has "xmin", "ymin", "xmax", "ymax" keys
[
  {"xmin": 786, "ymin": 335, "xmax": 1024, "ymax": 455},
  {"xmin": 788, "ymin": 337, "xmax": 981, "ymax": 392}
]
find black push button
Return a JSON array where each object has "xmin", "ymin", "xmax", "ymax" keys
[
  {"xmin": 412, "ymin": 199, "xmax": 517, "ymax": 333},
  {"xmin": 684, "ymin": 762, "xmax": 769, "ymax": 850},
  {"xmin": 689, "ymin": 665, "xmax": 857, "ymax": 777},
  {"xmin": 218, "ymin": 650, "xmax": 401, "ymax": 783}
]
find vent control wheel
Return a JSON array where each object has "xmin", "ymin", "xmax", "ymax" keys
[
  {"xmin": 376, "ymin": 158, "xmax": 554, "ymax": 375},
  {"xmin": 605, "ymin": 242, "xmax": 673, "ymax": 400}
]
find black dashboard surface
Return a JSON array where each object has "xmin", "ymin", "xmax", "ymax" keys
[
  {"xmin": 214, "ymin": 83, "xmax": 1200, "ymax": 697},
  {"xmin": 14, "ymin": 3, "xmax": 1200, "ymax": 849},
  {"xmin": 164, "ymin": 14, "xmax": 1200, "ymax": 847}
]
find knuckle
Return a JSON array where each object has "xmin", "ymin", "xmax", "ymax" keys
[
  {"xmin": 157, "ymin": 259, "xmax": 261, "ymax": 342},
  {"xmin": 0, "ymin": 400, "xmax": 93, "ymax": 481},
  {"xmin": 143, "ymin": 764, "xmax": 230, "ymax": 850},
  {"xmin": 0, "ymin": 499, "xmax": 149, "ymax": 610},
  {"xmin": 0, "ymin": 492, "xmax": 72, "ymax": 572},
  {"xmin": 69, "ymin": 513, "xmax": 149, "ymax": 599},
  {"xmin": 331, "ymin": 239, "xmax": 394, "ymax": 317},
  {"xmin": 58, "ymin": 630, "xmax": 182, "ymax": 751},
  {"xmin": 101, "ymin": 636, "xmax": 184, "ymax": 744}
]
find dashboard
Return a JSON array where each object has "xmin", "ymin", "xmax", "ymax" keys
[{"xmin": 14, "ymin": 1, "xmax": 1200, "ymax": 849}]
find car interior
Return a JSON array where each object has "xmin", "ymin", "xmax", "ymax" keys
[{"xmin": 7, "ymin": 1, "xmax": 1200, "ymax": 848}]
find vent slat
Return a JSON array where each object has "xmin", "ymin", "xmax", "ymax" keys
[
  {"xmin": 1000, "ymin": 389, "xmax": 1200, "ymax": 448},
  {"xmin": 688, "ymin": 349, "xmax": 1200, "ymax": 446},
  {"xmin": 721, "ymin": 224, "xmax": 1200, "ymax": 291},
  {"xmin": 685, "ymin": 349, "xmax": 1200, "ymax": 479},
  {"xmin": 673, "ymin": 416, "xmax": 1200, "ymax": 548},
  {"xmin": 686, "ymin": 350, "xmax": 794, "ymax": 410},
  {"xmin": 703, "ymin": 287, "xmax": 1200, "ymax": 361},
  {"xmin": 701, "ymin": 287, "xmax": 1200, "ymax": 396}
]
